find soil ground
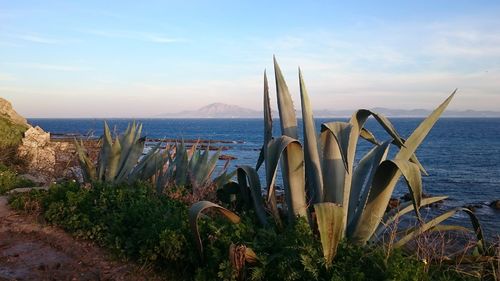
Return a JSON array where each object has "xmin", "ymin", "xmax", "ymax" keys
[{"xmin": 0, "ymin": 195, "xmax": 164, "ymax": 281}]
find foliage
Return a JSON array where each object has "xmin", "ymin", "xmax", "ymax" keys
[
  {"xmin": 212, "ymin": 58, "xmax": 486, "ymax": 269},
  {"xmin": 0, "ymin": 117, "xmax": 28, "ymax": 164},
  {"xmin": 75, "ymin": 121, "xmax": 166, "ymax": 185},
  {"xmin": 157, "ymin": 141, "xmax": 235, "ymax": 202},
  {"xmin": 9, "ymin": 181, "xmax": 198, "ymax": 277},
  {"xmin": 9, "ymin": 181, "xmax": 488, "ymax": 280},
  {"xmin": 0, "ymin": 164, "xmax": 35, "ymax": 194}
]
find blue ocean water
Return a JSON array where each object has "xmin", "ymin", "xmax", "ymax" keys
[{"xmin": 29, "ymin": 118, "xmax": 500, "ymax": 238}]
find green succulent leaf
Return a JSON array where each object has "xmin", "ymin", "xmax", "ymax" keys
[
  {"xmin": 350, "ymin": 92, "xmax": 455, "ymax": 245},
  {"xmin": 237, "ymin": 165, "xmax": 269, "ymax": 226},
  {"xmin": 266, "ymin": 135, "xmax": 307, "ymax": 222},
  {"xmin": 273, "ymin": 56, "xmax": 298, "ymax": 139},
  {"xmin": 299, "ymin": 68, "xmax": 324, "ymax": 205},
  {"xmin": 314, "ymin": 202, "xmax": 344, "ymax": 267},
  {"xmin": 346, "ymin": 141, "xmax": 391, "ymax": 236},
  {"xmin": 189, "ymin": 201, "xmax": 241, "ymax": 261}
]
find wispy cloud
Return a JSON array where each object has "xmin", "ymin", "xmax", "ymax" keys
[
  {"xmin": 15, "ymin": 34, "xmax": 60, "ymax": 44},
  {"xmin": 6, "ymin": 62, "xmax": 92, "ymax": 72},
  {"xmin": 82, "ymin": 29, "xmax": 185, "ymax": 43}
]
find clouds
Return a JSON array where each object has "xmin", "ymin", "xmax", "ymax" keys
[
  {"xmin": 1, "ymin": 1, "xmax": 499, "ymax": 117},
  {"xmin": 4, "ymin": 62, "xmax": 92, "ymax": 72},
  {"xmin": 81, "ymin": 29, "xmax": 185, "ymax": 44}
]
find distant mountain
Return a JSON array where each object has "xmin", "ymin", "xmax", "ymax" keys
[
  {"xmin": 162, "ymin": 103, "xmax": 262, "ymax": 118},
  {"xmin": 160, "ymin": 103, "xmax": 500, "ymax": 118}
]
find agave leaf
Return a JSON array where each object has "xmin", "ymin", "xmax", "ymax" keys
[
  {"xmin": 175, "ymin": 141, "xmax": 189, "ymax": 187},
  {"xmin": 396, "ymin": 91, "xmax": 456, "ymax": 161},
  {"xmin": 394, "ymin": 208, "xmax": 459, "ymax": 248},
  {"xmin": 428, "ymin": 225, "xmax": 472, "ymax": 233},
  {"xmin": 350, "ymin": 93, "xmax": 455, "ymax": 245},
  {"xmin": 266, "ymin": 135, "xmax": 307, "ymax": 222},
  {"xmin": 364, "ymin": 111, "xmax": 405, "ymax": 147},
  {"xmin": 116, "ymin": 122, "xmax": 141, "ymax": 176},
  {"xmin": 346, "ymin": 141, "xmax": 391, "ymax": 235},
  {"xmin": 350, "ymin": 159, "xmax": 422, "ymax": 245},
  {"xmin": 200, "ymin": 149, "xmax": 221, "ymax": 185},
  {"xmin": 370, "ymin": 196, "xmax": 448, "ymax": 242},
  {"xmin": 189, "ymin": 201, "xmax": 241, "ymax": 261},
  {"xmin": 214, "ymin": 169, "xmax": 236, "ymax": 189},
  {"xmin": 256, "ymin": 145, "xmax": 265, "ymax": 171},
  {"xmin": 98, "ymin": 122, "xmax": 113, "ymax": 181},
  {"xmin": 192, "ymin": 148, "xmax": 210, "ymax": 188},
  {"xmin": 462, "ymin": 208, "xmax": 488, "ymax": 255},
  {"xmin": 105, "ymin": 135, "xmax": 122, "ymax": 182},
  {"xmin": 314, "ymin": 202, "xmax": 344, "ymax": 267},
  {"xmin": 129, "ymin": 141, "xmax": 162, "ymax": 180},
  {"xmin": 389, "ymin": 159, "xmax": 423, "ymax": 218},
  {"xmin": 74, "ymin": 139, "xmax": 96, "ymax": 181},
  {"xmin": 273, "ymin": 57, "xmax": 298, "ymax": 139},
  {"xmin": 237, "ymin": 165, "xmax": 269, "ymax": 226},
  {"xmin": 360, "ymin": 128, "xmax": 380, "ymax": 145},
  {"xmin": 139, "ymin": 150, "xmax": 167, "ymax": 182},
  {"xmin": 393, "ymin": 207, "xmax": 486, "ymax": 251},
  {"xmin": 116, "ymin": 136, "xmax": 146, "ymax": 183},
  {"xmin": 383, "ymin": 196, "xmax": 447, "ymax": 227},
  {"xmin": 320, "ymin": 122, "xmax": 351, "ymax": 205},
  {"xmin": 299, "ymin": 68, "xmax": 323, "ymax": 204},
  {"xmin": 321, "ymin": 122, "xmax": 351, "ymax": 171},
  {"xmin": 392, "ymin": 138, "xmax": 428, "ymax": 176}
]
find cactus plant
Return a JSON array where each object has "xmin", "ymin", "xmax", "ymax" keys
[
  {"xmin": 75, "ymin": 121, "xmax": 166, "ymax": 185},
  {"xmin": 190, "ymin": 58, "xmax": 486, "ymax": 267},
  {"xmin": 156, "ymin": 141, "xmax": 235, "ymax": 195}
]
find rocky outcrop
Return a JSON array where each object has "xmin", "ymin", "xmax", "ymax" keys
[
  {"xmin": 0, "ymin": 98, "xmax": 27, "ymax": 126},
  {"xmin": 490, "ymin": 200, "xmax": 500, "ymax": 210},
  {"xmin": 17, "ymin": 126, "xmax": 56, "ymax": 182}
]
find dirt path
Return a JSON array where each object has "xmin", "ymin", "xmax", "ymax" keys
[{"xmin": 0, "ymin": 195, "xmax": 164, "ymax": 281}]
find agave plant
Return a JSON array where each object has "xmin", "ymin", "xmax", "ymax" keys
[
  {"xmin": 190, "ymin": 58, "xmax": 487, "ymax": 267},
  {"xmin": 155, "ymin": 141, "xmax": 235, "ymax": 195},
  {"xmin": 75, "ymin": 121, "xmax": 166, "ymax": 185}
]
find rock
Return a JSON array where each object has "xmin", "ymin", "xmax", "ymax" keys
[
  {"xmin": 464, "ymin": 204, "xmax": 483, "ymax": 212},
  {"xmin": 219, "ymin": 154, "xmax": 237, "ymax": 161},
  {"xmin": 489, "ymin": 200, "xmax": 500, "ymax": 210},
  {"xmin": 19, "ymin": 173, "xmax": 46, "ymax": 185},
  {"xmin": 17, "ymin": 126, "xmax": 55, "ymax": 182},
  {"xmin": 6, "ymin": 186, "xmax": 50, "ymax": 194},
  {"xmin": 0, "ymin": 97, "xmax": 28, "ymax": 126}
]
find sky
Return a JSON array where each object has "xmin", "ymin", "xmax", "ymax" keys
[{"xmin": 1, "ymin": 1, "xmax": 500, "ymax": 118}]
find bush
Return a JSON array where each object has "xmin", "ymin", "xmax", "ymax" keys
[
  {"xmin": 8, "ymin": 182, "xmax": 485, "ymax": 281},
  {"xmin": 0, "ymin": 164, "xmax": 35, "ymax": 194},
  {"xmin": 10, "ymin": 181, "xmax": 198, "ymax": 277},
  {"xmin": 0, "ymin": 117, "xmax": 28, "ymax": 165}
]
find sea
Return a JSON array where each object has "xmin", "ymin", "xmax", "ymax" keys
[{"xmin": 29, "ymin": 118, "xmax": 500, "ymax": 239}]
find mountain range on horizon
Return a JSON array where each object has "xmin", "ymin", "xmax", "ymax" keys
[{"xmin": 160, "ymin": 102, "xmax": 500, "ymax": 118}]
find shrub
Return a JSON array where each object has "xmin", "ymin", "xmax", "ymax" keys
[
  {"xmin": 0, "ymin": 117, "xmax": 28, "ymax": 165},
  {"xmin": 0, "ymin": 164, "xmax": 35, "ymax": 194}
]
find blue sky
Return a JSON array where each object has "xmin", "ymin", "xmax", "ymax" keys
[{"xmin": 1, "ymin": 1, "xmax": 499, "ymax": 117}]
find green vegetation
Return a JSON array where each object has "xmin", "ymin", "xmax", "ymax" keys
[
  {"xmin": 5, "ymin": 59, "xmax": 498, "ymax": 280},
  {"xmin": 75, "ymin": 121, "xmax": 166, "ymax": 184},
  {"xmin": 196, "ymin": 58, "xmax": 488, "ymax": 269},
  {"xmin": 0, "ymin": 164, "xmax": 34, "ymax": 194},
  {"xmin": 0, "ymin": 116, "xmax": 28, "ymax": 164},
  {"xmin": 10, "ymin": 182, "xmax": 492, "ymax": 280}
]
